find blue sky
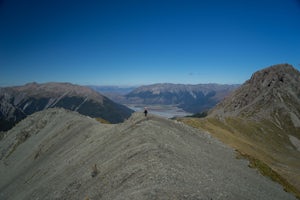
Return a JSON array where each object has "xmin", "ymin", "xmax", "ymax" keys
[{"xmin": 1, "ymin": 0, "xmax": 300, "ymax": 86}]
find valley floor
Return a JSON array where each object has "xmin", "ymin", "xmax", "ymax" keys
[{"xmin": 127, "ymin": 104, "xmax": 192, "ymax": 118}]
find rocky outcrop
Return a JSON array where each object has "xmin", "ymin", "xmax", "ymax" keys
[
  {"xmin": 191, "ymin": 64, "xmax": 300, "ymax": 197},
  {"xmin": 209, "ymin": 64, "xmax": 300, "ymax": 123}
]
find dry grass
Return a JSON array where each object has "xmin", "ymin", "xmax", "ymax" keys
[
  {"xmin": 179, "ymin": 117, "xmax": 300, "ymax": 199},
  {"xmin": 95, "ymin": 118, "xmax": 111, "ymax": 124},
  {"xmin": 236, "ymin": 150, "xmax": 300, "ymax": 199}
]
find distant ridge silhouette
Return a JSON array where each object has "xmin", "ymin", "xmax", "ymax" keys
[{"xmin": 0, "ymin": 82, "xmax": 133, "ymax": 131}]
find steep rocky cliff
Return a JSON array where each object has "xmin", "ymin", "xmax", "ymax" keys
[{"xmin": 210, "ymin": 64, "xmax": 300, "ymax": 127}]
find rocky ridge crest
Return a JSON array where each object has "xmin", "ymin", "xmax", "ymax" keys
[
  {"xmin": 210, "ymin": 64, "xmax": 300, "ymax": 127},
  {"xmin": 0, "ymin": 108, "xmax": 296, "ymax": 200}
]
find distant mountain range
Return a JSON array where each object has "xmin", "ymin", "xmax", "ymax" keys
[
  {"xmin": 0, "ymin": 82, "xmax": 133, "ymax": 131},
  {"xmin": 88, "ymin": 85, "xmax": 137, "ymax": 106},
  {"xmin": 181, "ymin": 64, "xmax": 300, "ymax": 198},
  {"xmin": 124, "ymin": 83, "xmax": 239, "ymax": 113},
  {"xmin": 88, "ymin": 85, "xmax": 136, "ymax": 95},
  {"xmin": 1, "ymin": 64, "xmax": 299, "ymax": 199}
]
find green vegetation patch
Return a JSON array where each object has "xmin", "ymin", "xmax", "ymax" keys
[
  {"xmin": 95, "ymin": 118, "xmax": 111, "ymax": 124},
  {"xmin": 186, "ymin": 111, "xmax": 208, "ymax": 118},
  {"xmin": 180, "ymin": 116, "xmax": 300, "ymax": 199},
  {"xmin": 237, "ymin": 150, "xmax": 300, "ymax": 199}
]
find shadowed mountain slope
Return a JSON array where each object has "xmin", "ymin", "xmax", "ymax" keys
[
  {"xmin": 0, "ymin": 108, "xmax": 297, "ymax": 200},
  {"xmin": 0, "ymin": 82, "xmax": 133, "ymax": 131},
  {"xmin": 181, "ymin": 64, "xmax": 300, "ymax": 198}
]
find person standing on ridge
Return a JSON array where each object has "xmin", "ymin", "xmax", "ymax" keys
[{"xmin": 144, "ymin": 107, "xmax": 148, "ymax": 117}]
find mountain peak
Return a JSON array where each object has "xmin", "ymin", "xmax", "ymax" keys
[
  {"xmin": 0, "ymin": 82, "xmax": 133, "ymax": 131},
  {"xmin": 247, "ymin": 63, "xmax": 299, "ymax": 88},
  {"xmin": 210, "ymin": 64, "xmax": 300, "ymax": 121},
  {"xmin": 184, "ymin": 64, "xmax": 300, "ymax": 197},
  {"xmin": 13, "ymin": 82, "xmax": 105, "ymax": 102}
]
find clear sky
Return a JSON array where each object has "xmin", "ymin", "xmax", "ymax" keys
[{"xmin": 1, "ymin": 0, "xmax": 300, "ymax": 86}]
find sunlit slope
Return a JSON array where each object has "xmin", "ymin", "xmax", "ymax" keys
[
  {"xmin": 181, "ymin": 64, "xmax": 300, "ymax": 198},
  {"xmin": 0, "ymin": 108, "xmax": 296, "ymax": 199}
]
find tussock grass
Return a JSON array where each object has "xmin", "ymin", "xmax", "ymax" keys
[
  {"xmin": 236, "ymin": 150, "xmax": 300, "ymax": 199},
  {"xmin": 95, "ymin": 118, "xmax": 111, "ymax": 124},
  {"xmin": 179, "ymin": 117, "xmax": 300, "ymax": 199}
]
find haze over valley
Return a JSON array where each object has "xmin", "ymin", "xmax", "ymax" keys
[
  {"xmin": 1, "ymin": 63, "xmax": 300, "ymax": 199},
  {"xmin": 90, "ymin": 83, "xmax": 239, "ymax": 118},
  {"xmin": 1, "ymin": 0, "xmax": 300, "ymax": 199}
]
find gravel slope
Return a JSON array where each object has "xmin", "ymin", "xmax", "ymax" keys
[{"xmin": 0, "ymin": 108, "xmax": 297, "ymax": 200}]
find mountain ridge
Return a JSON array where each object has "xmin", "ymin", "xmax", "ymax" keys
[
  {"xmin": 8, "ymin": 82, "xmax": 105, "ymax": 101},
  {"xmin": 0, "ymin": 82, "xmax": 133, "ymax": 132},
  {"xmin": 209, "ymin": 64, "xmax": 300, "ymax": 122},
  {"xmin": 180, "ymin": 63, "xmax": 300, "ymax": 198},
  {"xmin": 0, "ymin": 108, "xmax": 296, "ymax": 200}
]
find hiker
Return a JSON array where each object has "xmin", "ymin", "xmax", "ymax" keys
[{"xmin": 144, "ymin": 107, "xmax": 148, "ymax": 117}]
